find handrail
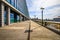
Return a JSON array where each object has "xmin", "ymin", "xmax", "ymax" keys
[{"xmin": 44, "ymin": 21, "xmax": 60, "ymax": 24}]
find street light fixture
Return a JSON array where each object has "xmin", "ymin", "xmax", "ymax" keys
[{"xmin": 40, "ymin": 7, "xmax": 44, "ymax": 26}]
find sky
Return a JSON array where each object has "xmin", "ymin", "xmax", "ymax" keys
[{"xmin": 26, "ymin": 0, "xmax": 60, "ymax": 19}]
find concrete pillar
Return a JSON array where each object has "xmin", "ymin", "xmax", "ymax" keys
[
  {"xmin": 23, "ymin": 17, "xmax": 26, "ymax": 21},
  {"xmin": 22, "ymin": 16, "xmax": 24, "ymax": 21},
  {"xmin": 0, "ymin": 2, "xmax": 4, "ymax": 27},
  {"xmin": 19, "ymin": 15, "xmax": 23, "ymax": 22},
  {"xmin": 25, "ymin": 18, "xmax": 27, "ymax": 20},
  {"xmin": 19, "ymin": 16, "xmax": 20, "ymax": 22},
  {"xmin": 25, "ymin": 17, "xmax": 28, "ymax": 20},
  {"xmin": 14, "ymin": 14, "xmax": 17, "ymax": 22},
  {"xmin": 6, "ymin": 7, "xmax": 10, "ymax": 25},
  {"xmin": 23, "ymin": 16, "xmax": 26, "ymax": 21}
]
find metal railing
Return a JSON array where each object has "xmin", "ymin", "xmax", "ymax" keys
[
  {"xmin": 44, "ymin": 21, "xmax": 60, "ymax": 29},
  {"xmin": 34, "ymin": 20, "xmax": 60, "ymax": 35}
]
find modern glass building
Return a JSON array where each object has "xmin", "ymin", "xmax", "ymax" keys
[{"xmin": 0, "ymin": 0, "xmax": 29, "ymax": 27}]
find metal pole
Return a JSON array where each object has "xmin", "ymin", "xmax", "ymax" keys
[
  {"xmin": 42, "ymin": 10, "xmax": 43, "ymax": 26},
  {"xmin": 40, "ymin": 7, "xmax": 44, "ymax": 26}
]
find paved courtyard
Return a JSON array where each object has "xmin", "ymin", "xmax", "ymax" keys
[{"xmin": 0, "ymin": 20, "xmax": 60, "ymax": 40}]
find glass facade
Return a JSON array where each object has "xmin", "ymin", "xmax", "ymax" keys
[
  {"xmin": 4, "ymin": 11, "xmax": 7, "ymax": 24},
  {"xmin": 6, "ymin": 0, "xmax": 29, "ymax": 17},
  {"xmin": 4, "ymin": 11, "xmax": 15, "ymax": 24},
  {"xmin": 10, "ymin": 13, "xmax": 14, "ymax": 23},
  {"xmin": 4, "ymin": 11, "xmax": 20, "ymax": 24}
]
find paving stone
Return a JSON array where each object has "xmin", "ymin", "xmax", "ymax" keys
[{"xmin": 0, "ymin": 20, "xmax": 60, "ymax": 40}]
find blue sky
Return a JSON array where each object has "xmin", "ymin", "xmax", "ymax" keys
[{"xmin": 26, "ymin": 0, "xmax": 60, "ymax": 19}]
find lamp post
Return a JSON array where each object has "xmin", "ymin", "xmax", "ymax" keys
[{"xmin": 40, "ymin": 7, "xmax": 44, "ymax": 26}]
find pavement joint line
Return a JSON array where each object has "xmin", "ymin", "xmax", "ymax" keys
[{"xmin": 0, "ymin": 20, "xmax": 60, "ymax": 40}]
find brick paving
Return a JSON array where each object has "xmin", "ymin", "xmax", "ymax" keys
[{"xmin": 0, "ymin": 20, "xmax": 60, "ymax": 40}]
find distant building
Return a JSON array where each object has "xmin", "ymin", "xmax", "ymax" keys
[{"xmin": 53, "ymin": 16, "xmax": 60, "ymax": 22}]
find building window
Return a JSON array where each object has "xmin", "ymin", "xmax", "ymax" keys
[
  {"xmin": 10, "ymin": 0, "xmax": 15, "ymax": 7},
  {"xmin": 6, "ymin": 0, "xmax": 11, "ymax": 3},
  {"xmin": 10, "ymin": 13, "xmax": 14, "ymax": 23}
]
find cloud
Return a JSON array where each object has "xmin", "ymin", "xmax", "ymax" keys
[
  {"xmin": 45, "ymin": 4, "xmax": 60, "ymax": 10},
  {"xmin": 44, "ymin": 7, "xmax": 60, "ymax": 19},
  {"xmin": 26, "ymin": 0, "xmax": 60, "ymax": 19}
]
